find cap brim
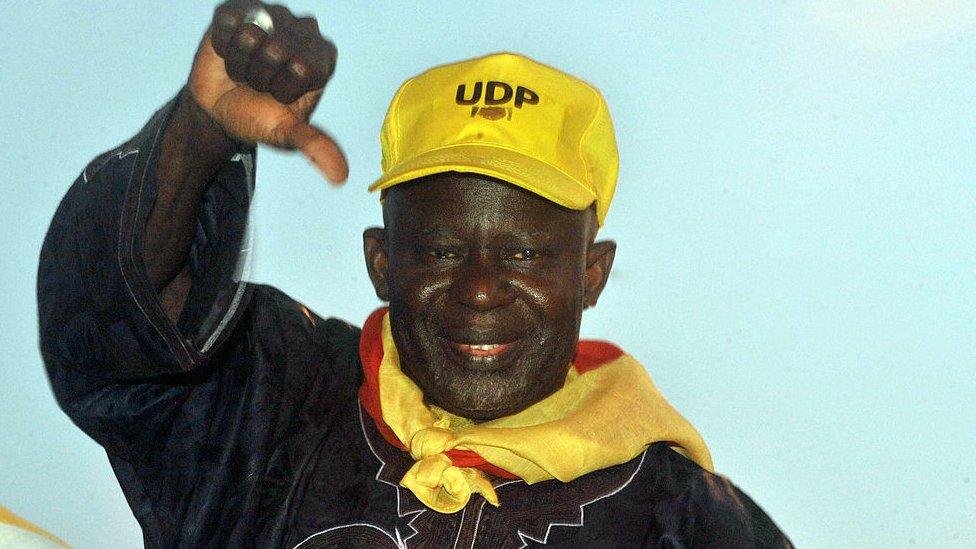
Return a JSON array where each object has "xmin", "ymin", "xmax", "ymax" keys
[{"xmin": 369, "ymin": 143, "xmax": 596, "ymax": 213}]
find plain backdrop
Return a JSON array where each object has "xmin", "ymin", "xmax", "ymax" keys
[{"xmin": 2, "ymin": 1, "xmax": 974, "ymax": 547}]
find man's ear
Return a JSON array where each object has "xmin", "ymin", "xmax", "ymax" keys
[
  {"xmin": 583, "ymin": 240, "xmax": 616, "ymax": 309},
  {"xmin": 363, "ymin": 227, "xmax": 390, "ymax": 301}
]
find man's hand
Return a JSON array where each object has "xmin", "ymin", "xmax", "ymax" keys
[
  {"xmin": 189, "ymin": 1, "xmax": 347, "ymax": 183},
  {"xmin": 145, "ymin": 1, "xmax": 347, "ymax": 315}
]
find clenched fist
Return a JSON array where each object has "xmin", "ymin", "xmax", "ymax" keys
[{"xmin": 189, "ymin": 0, "xmax": 347, "ymax": 183}]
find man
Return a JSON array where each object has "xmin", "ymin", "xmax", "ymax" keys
[{"xmin": 38, "ymin": 2, "xmax": 792, "ymax": 547}]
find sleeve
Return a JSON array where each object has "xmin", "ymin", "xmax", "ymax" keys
[
  {"xmin": 36, "ymin": 90, "xmax": 260, "ymax": 457},
  {"xmin": 686, "ymin": 474, "xmax": 794, "ymax": 548},
  {"xmin": 638, "ymin": 444, "xmax": 793, "ymax": 548},
  {"xmin": 38, "ymin": 90, "xmax": 255, "ymax": 382},
  {"xmin": 36, "ymin": 93, "xmax": 365, "ymax": 545}
]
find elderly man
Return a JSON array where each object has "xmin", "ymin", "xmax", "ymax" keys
[{"xmin": 38, "ymin": 2, "xmax": 791, "ymax": 547}]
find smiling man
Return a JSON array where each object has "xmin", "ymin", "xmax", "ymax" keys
[
  {"xmin": 38, "ymin": 2, "xmax": 791, "ymax": 547},
  {"xmin": 366, "ymin": 174, "xmax": 608, "ymax": 421}
]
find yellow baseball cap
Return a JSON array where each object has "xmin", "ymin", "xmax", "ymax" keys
[{"xmin": 369, "ymin": 52, "xmax": 619, "ymax": 226}]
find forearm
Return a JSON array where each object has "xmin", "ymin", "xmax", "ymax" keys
[
  {"xmin": 145, "ymin": 0, "xmax": 343, "ymax": 296},
  {"xmin": 144, "ymin": 91, "xmax": 237, "ymax": 293}
]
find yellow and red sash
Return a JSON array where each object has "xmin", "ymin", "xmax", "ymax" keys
[{"xmin": 358, "ymin": 308, "xmax": 713, "ymax": 514}]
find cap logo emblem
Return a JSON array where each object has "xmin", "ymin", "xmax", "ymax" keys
[{"xmin": 455, "ymin": 81, "xmax": 539, "ymax": 120}]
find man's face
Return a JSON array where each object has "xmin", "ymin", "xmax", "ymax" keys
[{"xmin": 364, "ymin": 173, "xmax": 615, "ymax": 420}]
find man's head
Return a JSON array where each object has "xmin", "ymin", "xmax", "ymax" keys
[
  {"xmin": 364, "ymin": 53, "xmax": 619, "ymax": 420},
  {"xmin": 364, "ymin": 173, "xmax": 615, "ymax": 420}
]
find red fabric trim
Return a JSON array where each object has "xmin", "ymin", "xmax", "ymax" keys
[
  {"xmin": 446, "ymin": 449, "xmax": 518, "ymax": 479},
  {"xmin": 357, "ymin": 308, "xmax": 407, "ymax": 451},
  {"xmin": 572, "ymin": 340, "xmax": 624, "ymax": 374}
]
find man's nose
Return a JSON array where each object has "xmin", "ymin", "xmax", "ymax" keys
[{"xmin": 450, "ymin": 254, "xmax": 516, "ymax": 311}]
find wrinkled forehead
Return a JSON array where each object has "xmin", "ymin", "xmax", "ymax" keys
[{"xmin": 382, "ymin": 172, "xmax": 596, "ymax": 239}]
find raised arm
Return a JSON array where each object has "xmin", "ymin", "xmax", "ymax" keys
[
  {"xmin": 36, "ymin": 7, "xmax": 360, "ymax": 543},
  {"xmin": 147, "ymin": 1, "xmax": 347, "ymax": 320},
  {"xmin": 39, "ymin": 1, "xmax": 345, "ymax": 381}
]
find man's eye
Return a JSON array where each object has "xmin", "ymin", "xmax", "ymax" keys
[
  {"xmin": 510, "ymin": 249, "xmax": 539, "ymax": 261},
  {"xmin": 429, "ymin": 249, "xmax": 459, "ymax": 260}
]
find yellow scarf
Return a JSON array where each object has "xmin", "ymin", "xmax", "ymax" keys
[{"xmin": 358, "ymin": 309, "xmax": 713, "ymax": 514}]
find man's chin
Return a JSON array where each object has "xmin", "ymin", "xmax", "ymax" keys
[
  {"xmin": 403, "ymin": 342, "xmax": 570, "ymax": 420},
  {"xmin": 426, "ymin": 374, "xmax": 554, "ymax": 421}
]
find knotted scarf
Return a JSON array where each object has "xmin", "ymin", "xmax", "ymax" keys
[{"xmin": 358, "ymin": 308, "xmax": 713, "ymax": 514}]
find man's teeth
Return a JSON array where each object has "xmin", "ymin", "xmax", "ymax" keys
[{"xmin": 456, "ymin": 342, "xmax": 509, "ymax": 357}]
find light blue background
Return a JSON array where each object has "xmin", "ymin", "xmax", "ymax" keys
[{"xmin": 2, "ymin": 1, "xmax": 974, "ymax": 547}]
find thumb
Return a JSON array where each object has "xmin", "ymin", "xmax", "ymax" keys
[{"xmin": 287, "ymin": 121, "xmax": 349, "ymax": 185}]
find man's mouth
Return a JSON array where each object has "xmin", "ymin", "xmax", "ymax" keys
[
  {"xmin": 452, "ymin": 342, "xmax": 513, "ymax": 357},
  {"xmin": 439, "ymin": 337, "xmax": 521, "ymax": 371}
]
